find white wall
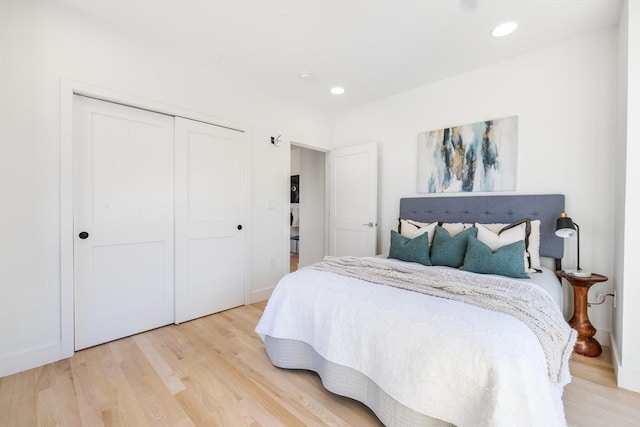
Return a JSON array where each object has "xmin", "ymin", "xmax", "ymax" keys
[
  {"xmin": 0, "ymin": 2, "xmax": 332, "ymax": 376},
  {"xmin": 290, "ymin": 148, "xmax": 301, "ymax": 175},
  {"xmin": 334, "ymin": 29, "xmax": 618, "ymax": 344},
  {"xmin": 613, "ymin": 0, "xmax": 628, "ymax": 378},
  {"xmin": 614, "ymin": 0, "xmax": 640, "ymax": 393},
  {"xmin": 298, "ymin": 148, "xmax": 326, "ymax": 268}
]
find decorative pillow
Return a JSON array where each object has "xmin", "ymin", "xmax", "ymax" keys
[
  {"xmin": 476, "ymin": 219, "xmax": 541, "ymax": 272},
  {"xmin": 476, "ymin": 221, "xmax": 528, "ymax": 272},
  {"xmin": 388, "ymin": 230, "xmax": 431, "ymax": 266},
  {"xmin": 461, "ymin": 236, "xmax": 529, "ymax": 279},
  {"xmin": 430, "ymin": 226, "xmax": 478, "ymax": 268},
  {"xmin": 527, "ymin": 220, "xmax": 541, "ymax": 270},
  {"xmin": 399, "ymin": 219, "xmax": 437, "ymax": 246},
  {"xmin": 439, "ymin": 222, "xmax": 467, "ymax": 236}
]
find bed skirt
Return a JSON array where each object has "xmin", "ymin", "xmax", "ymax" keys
[{"xmin": 264, "ymin": 336, "xmax": 455, "ymax": 427}]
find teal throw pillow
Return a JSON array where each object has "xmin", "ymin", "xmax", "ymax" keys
[
  {"xmin": 460, "ymin": 236, "xmax": 529, "ymax": 279},
  {"xmin": 430, "ymin": 226, "xmax": 478, "ymax": 268},
  {"xmin": 388, "ymin": 230, "xmax": 431, "ymax": 266}
]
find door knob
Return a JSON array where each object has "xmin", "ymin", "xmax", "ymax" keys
[
  {"xmin": 237, "ymin": 225, "xmax": 243, "ymax": 230},
  {"xmin": 78, "ymin": 231, "xmax": 89, "ymax": 239},
  {"xmin": 361, "ymin": 222, "xmax": 376, "ymax": 227}
]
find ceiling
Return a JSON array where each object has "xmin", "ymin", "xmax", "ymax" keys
[{"xmin": 62, "ymin": 0, "xmax": 623, "ymax": 112}]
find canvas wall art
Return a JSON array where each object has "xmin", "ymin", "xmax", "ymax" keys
[{"xmin": 417, "ymin": 116, "xmax": 518, "ymax": 193}]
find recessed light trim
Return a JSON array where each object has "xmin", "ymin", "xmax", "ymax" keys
[
  {"xmin": 299, "ymin": 72, "xmax": 314, "ymax": 82},
  {"xmin": 492, "ymin": 21, "xmax": 518, "ymax": 37},
  {"xmin": 330, "ymin": 86, "xmax": 345, "ymax": 95}
]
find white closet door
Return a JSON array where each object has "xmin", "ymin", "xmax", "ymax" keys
[
  {"xmin": 73, "ymin": 96, "xmax": 175, "ymax": 350},
  {"xmin": 174, "ymin": 117, "xmax": 246, "ymax": 323}
]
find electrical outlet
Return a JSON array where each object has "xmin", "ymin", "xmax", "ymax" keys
[
  {"xmin": 613, "ymin": 290, "xmax": 617, "ymax": 308},
  {"xmin": 269, "ymin": 257, "xmax": 276, "ymax": 269}
]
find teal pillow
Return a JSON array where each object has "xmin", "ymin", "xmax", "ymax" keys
[
  {"xmin": 388, "ymin": 230, "xmax": 431, "ymax": 266},
  {"xmin": 430, "ymin": 226, "xmax": 478, "ymax": 267},
  {"xmin": 461, "ymin": 236, "xmax": 529, "ymax": 279}
]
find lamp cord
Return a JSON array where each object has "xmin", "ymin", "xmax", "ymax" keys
[
  {"xmin": 574, "ymin": 222, "xmax": 581, "ymax": 272},
  {"xmin": 587, "ymin": 293, "xmax": 614, "ymax": 307}
]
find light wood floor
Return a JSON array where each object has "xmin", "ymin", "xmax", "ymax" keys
[{"xmin": 1, "ymin": 302, "xmax": 638, "ymax": 427}]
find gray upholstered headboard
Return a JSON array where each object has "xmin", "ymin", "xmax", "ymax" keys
[{"xmin": 399, "ymin": 194, "xmax": 565, "ymax": 261}]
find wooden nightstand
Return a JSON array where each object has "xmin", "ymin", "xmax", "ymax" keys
[{"xmin": 556, "ymin": 270, "xmax": 608, "ymax": 357}]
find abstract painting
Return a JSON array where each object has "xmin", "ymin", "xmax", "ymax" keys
[{"xmin": 417, "ymin": 116, "xmax": 518, "ymax": 193}]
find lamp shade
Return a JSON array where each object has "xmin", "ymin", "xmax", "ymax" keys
[{"xmin": 555, "ymin": 212, "xmax": 576, "ymax": 238}]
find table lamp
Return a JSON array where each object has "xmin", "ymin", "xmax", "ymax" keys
[{"xmin": 555, "ymin": 212, "xmax": 591, "ymax": 277}]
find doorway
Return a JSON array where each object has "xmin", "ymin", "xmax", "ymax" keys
[{"xmin": 290, "ymin": 145, "xmax": 326, "ymax": 271}]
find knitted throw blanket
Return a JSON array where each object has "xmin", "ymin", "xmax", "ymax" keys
[{"xmin": 309, "ymin": 256, "xmax": 577, "ymax": 385}]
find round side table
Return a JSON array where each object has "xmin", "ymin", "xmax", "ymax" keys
[{"xmin": 556, "ymin": 271, "xmax": 608, "ymax": 357}]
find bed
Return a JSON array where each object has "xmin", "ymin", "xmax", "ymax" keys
[{"xmin": 255, "ymin": 194, "xmax": 576, "ymax": 427}]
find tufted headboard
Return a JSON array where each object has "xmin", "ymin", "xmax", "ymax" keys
[{"xmin": 399, "ymin": 194, "xmax": 565, "ymax": 261}]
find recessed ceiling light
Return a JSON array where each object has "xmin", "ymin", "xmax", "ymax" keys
[
  {"xmin": 492, "ymin": 21, "xmax": 518, "ymax": 37},
  {"xmin": 330, "ymin": 87, "xmax": 345, "ymax": 95}
]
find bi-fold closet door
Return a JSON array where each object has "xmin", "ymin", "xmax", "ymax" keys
[{"xmin": 73, "ymin": 95, "xmax": 246, "ymax": 350}]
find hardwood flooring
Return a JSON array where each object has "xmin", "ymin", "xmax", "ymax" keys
[
  {"xmin": 290, "ymin": 253, "xmax": 299, "ymax": 272},
  {"xmin": 564, "ymin": 346, "xmax": 640, "ymax": 427},
  {"xmin": 1, "ymin": 301, "xmax": 638, "ymax": 427}
]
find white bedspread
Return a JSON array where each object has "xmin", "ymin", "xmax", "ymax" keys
[{"xmin": 255, "ymin": 258, "xmax": 570, "ymax": 427}]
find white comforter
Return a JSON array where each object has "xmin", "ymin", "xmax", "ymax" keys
[{"xmin": 256, "ymin": 257, "xmax": 571, "ymax": 427}]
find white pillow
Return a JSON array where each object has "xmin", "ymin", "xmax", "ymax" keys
[
  {"xmin": 476, "ymin": 222, "xmax": 529, "ymax": 272},
  {"xmin": 476, "ymin": 220, "xmax": 541, "ymax": 271},
  {"xmin": 440, "ymin": 222, "xmax": 467, "ymax": 236},
  {"xmin": 399, "ymin": 219, "xmax": 437, "ymax": 246},
  {"xmin": 400, "ymin": 220, "xmax": 471, "ymax": 247}
]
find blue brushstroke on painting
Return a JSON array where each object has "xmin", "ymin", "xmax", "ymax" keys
[
  {"xmin": 462, "ymin": 136, "xmax": 477, "ymax": 192},
  {"xmin": 440, "ymin": 128, "xmax": 453, "ymax": 189},
  {"xmin": 480, "ymin": 120, "xmax": 499, "ymax": 191}
]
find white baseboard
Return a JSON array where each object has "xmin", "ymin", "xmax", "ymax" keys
[
  {"xmin": 251, "ymin": 287, "xmax": 274, "ymax": 304},
  {"xmin": 595, "ymin": 328, "xmax": 611, "ymax": 347},
  {"xmin": 0, "ymin": 343, "xmax": 70, "ymax": 378},
  {"xmin": 610, "ymin": 333, "xmax": 640, "ymax": 393}
]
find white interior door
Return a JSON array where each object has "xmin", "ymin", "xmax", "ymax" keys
[
  {"xmin": 329, "ymin": 142, "xmax": 378, "ymax": 256},
  {"xmin": 174, "ymin": 117, "xmax": 246, "ymax": 323},
  {"xmin": 73, "ymin": 96, "xmax": 175, "ymax": 350}
]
